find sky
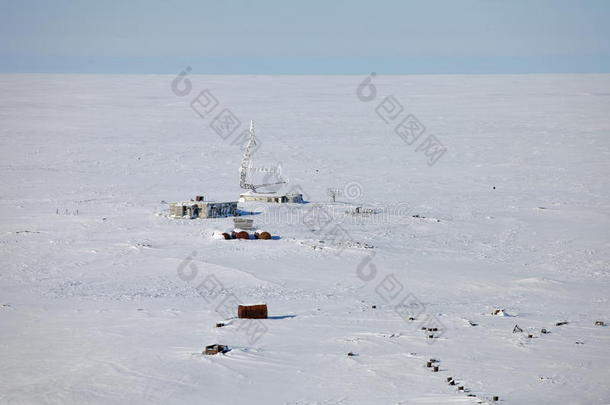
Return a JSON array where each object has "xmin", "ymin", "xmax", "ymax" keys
[{"xmin": 1, "ymin": 0, "xmax": 609, "ymax": 74}]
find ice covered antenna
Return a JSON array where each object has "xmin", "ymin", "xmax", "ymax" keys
[
  {"xmin": 239, "ymin": 120, "xmax": 257, "ymax": 191},
  {"xmin": 238, "ymin": 120, "xmax": 287, "ymax": 193}
]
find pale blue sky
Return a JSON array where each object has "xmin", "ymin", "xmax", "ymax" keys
[{"xmin": 1, "ymin": 0, "xmax": 609, "ymax": 74}]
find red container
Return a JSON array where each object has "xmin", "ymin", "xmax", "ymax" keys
[{"xmin": 238, "ymin": 304, "xmax": 268, "ymax": 319}]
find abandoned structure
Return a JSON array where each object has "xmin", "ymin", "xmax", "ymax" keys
[
  {"xmin": 239, "ymin": 191, "xmax": 303, "ymax": 204},
  {"xmin": 169, "ymin": 200, "xmax": 237, "ymax": 219}
]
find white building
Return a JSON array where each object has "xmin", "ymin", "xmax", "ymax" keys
[{"xmin": 239, "ymin": 191, "xmax": 303, "ymax": 204}]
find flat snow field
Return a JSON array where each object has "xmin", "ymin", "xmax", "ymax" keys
[{"xmin": 1, "ymin": 74, "xmax": 609, "ymax": 405}]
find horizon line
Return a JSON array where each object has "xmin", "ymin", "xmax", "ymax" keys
[{"xmin": 2, "ymin": 71, "xmax": 610, "ymax": 76}]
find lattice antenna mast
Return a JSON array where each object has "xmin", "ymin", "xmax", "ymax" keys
[
  {"xmin": 239, "ymin": 120, "xmax": 286, "ymax": 193},
  {"xmin": 239, "ymin": 120, "xmax": 257, "ymax": 191}
]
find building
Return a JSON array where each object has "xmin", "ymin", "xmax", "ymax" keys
[
  {"xmin": 169, "ymin": 201, "xmax": 238, "ymax": 219},
  {"xmin": 239, "ymin": 192, "xmax": 303, "ymax": 204}
]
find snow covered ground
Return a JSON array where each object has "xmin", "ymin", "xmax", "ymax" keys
[{"xmin": 1, "ymin": 73, "xmax": 609, "ymax": 404}]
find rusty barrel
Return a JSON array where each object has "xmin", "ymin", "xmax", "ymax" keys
[{"xmin": 238, "ymin": 304, "xmax": 268, "ymax": 319}]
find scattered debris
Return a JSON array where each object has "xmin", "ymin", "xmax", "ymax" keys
[
  {"xmin": 55, "ymin": 208, "xmax": 79, "ymax": 216},
  {"xmin": 412, "ymin": 214, "xmax": 441, "ymax": 222},
  {"xmin": 336, "ymin": 240, "xmax": 374, "ymax": 249},
  {"xmin": 538, "ymin": 376, "xmax": 559, "ymax": 384},
  {"xmin": 556, "ymin": 321, "xmax": 569, "ymax": 326},
  {"xmin": 135, "ymin": 242, "xmax": 152, "ymax": 249},
  {"xmin": 346, "ymin": 206, "xmax": 379, "ymax": 215},
  {"xmin": 238, "ymin": 304, "xmax": 268, "ymax": 319},
  {"xmin": 492, "ymin": 309, "xmax": 510, "ymax": 316},
  {"xmin": 203, "ymin": 344, "xmax": 230, "ymax": 355},
  {"xmin": 512, "ymin": 325, "xmax": 523, "ymax": 333}
]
